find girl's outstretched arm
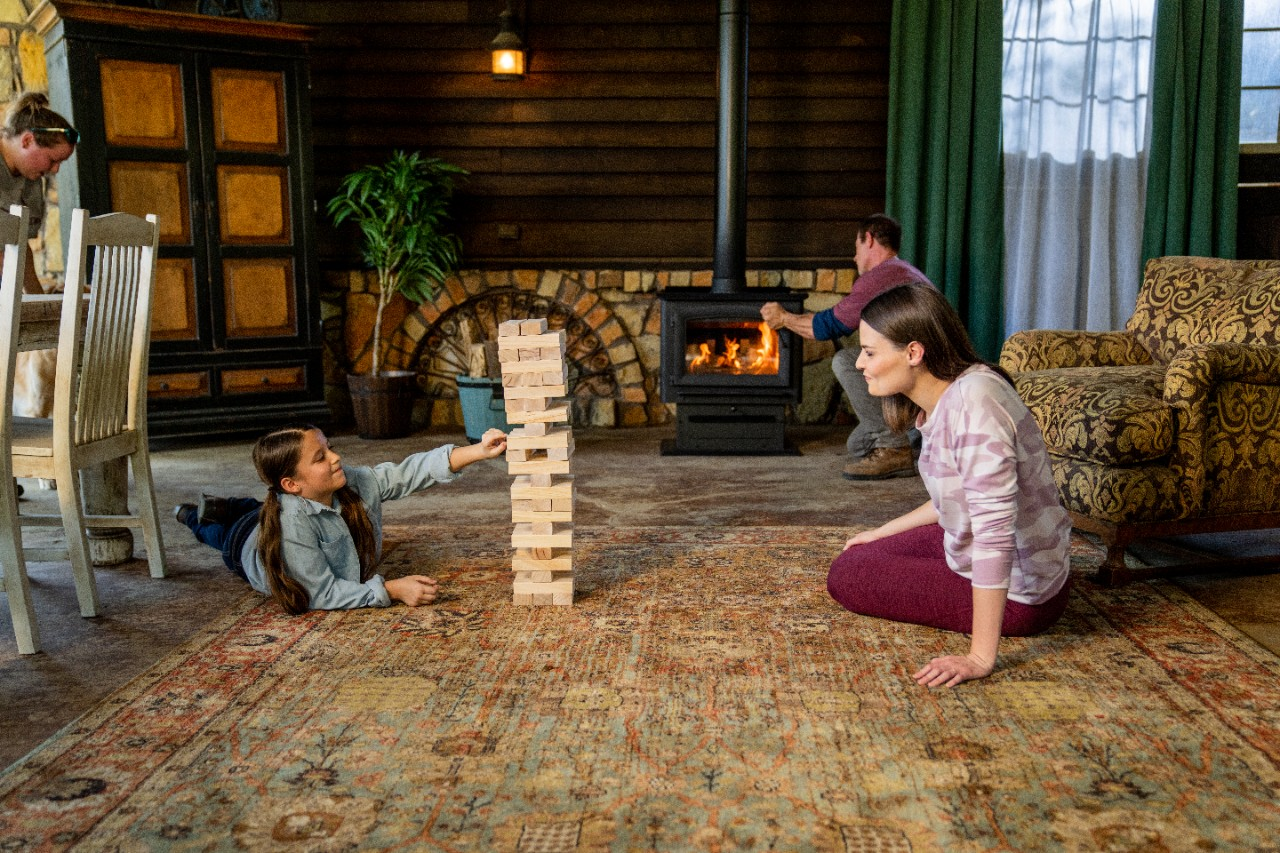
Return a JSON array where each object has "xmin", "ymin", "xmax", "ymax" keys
[{"xmin": 449, "ymin": 428, "xmax": 507, "ymax": 471}]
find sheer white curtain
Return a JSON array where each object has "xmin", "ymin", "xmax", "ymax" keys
[{"xmin": 1002, "ymin": 0, "xmax": 1156, "ymax": 335}]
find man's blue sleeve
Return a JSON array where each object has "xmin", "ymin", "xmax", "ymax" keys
[{"xmin": 811, "ymin": 308, "xmax": 854, "ymax": 341}]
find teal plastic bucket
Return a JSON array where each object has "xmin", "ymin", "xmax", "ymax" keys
[{"xmin": 456, "ymin": 375, "xmax": 511, "ymax": 441}]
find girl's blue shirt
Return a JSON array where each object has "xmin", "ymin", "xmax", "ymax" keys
[{"xmin": 240, "ymin": 444, "xmax": 459, "ymax": 610}]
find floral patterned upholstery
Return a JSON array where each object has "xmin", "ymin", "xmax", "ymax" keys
[{"xmin": 1000, "ymin": 256, "xmax": 1280, "ymax": 527}]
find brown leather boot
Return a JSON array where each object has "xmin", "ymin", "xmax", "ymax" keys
[{"xmin": 842, "ymin": 447, "xmax": 916, "ymax": 480}]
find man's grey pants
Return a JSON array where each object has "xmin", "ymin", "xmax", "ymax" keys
[{"xmin": 831, "ymin": 346, "xmax": 912, "ymax": 457}]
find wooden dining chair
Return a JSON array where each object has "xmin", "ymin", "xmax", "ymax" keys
[
  {"xmin": 9, "ymin": 209, "xmax": 166, "ymax": 629},
  {"xmin": 0, "ymin": 204, "xmax": 39, "ymax": 653}
]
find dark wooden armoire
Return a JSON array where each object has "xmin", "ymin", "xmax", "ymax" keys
[{"xmin": 34, "ymin": 1, "xmax": 329, "ymax": 439}]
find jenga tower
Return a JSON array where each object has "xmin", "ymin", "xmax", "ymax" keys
[{"xmin": 498, "ymin": 318, "xmax": 574, "ymax": 605}]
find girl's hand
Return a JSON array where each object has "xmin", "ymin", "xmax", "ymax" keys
[
  {"xmin": 913, "ymin": 653, "xmax": 994, "ymax": 688},
  {"xmin": 385, "ymin": 575, "xmax": 439, "ymax": 607},
  {"xmin": 478, "ymin": 428, "xmax": 508, "ymax": 458}
]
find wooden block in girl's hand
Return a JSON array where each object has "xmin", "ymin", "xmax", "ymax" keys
[{"xmin": 507, "ymin": 426, "xmax": 572, "ymax": 450}]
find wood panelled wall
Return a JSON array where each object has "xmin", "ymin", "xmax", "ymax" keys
[{"xmin": 286, "ymin": 0, "xmax": 892, "ymax": 268}]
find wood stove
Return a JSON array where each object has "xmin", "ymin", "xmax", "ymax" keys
[
  {"xmin": 659, "ymin": 288, "xmax": 804, "ymax": 454},
  {"xmin": 658, "ymin": 0, "xmax": 805, "ymax": 454}
]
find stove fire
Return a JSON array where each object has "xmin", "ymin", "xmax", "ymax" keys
[{"xmin": 686, "ymin": 320, "xmax": 779, "ymax": 375}]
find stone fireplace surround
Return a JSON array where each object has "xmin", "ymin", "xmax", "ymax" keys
[{"xmin": 322, "ymin": 266, "xmax": 860, "ymax": 433}]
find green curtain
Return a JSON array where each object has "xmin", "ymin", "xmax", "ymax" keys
[
  {"xmin": 885, "ymin": 0, "xmax": 1004, "ymax": 359},
  {"xmin": 1141, "ymin": 0, "xmax": 1243, "ymax": 265}
]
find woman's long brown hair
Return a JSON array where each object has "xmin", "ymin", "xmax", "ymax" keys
[
  {"xmin": 859, "ymin": 283, "xmax": 1010, "ymax": 433},
  {"xmin": 252, "ymin": 425, "xmax": 379, "ymax": 615}
]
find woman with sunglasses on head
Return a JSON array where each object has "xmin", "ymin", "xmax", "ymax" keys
[
  {"xmin": 0, "ymin": 92, "xmax": 78, "ymax": 295},
  {"xmin": 2, "ymin": 92, "xmax": 79, "ymax": 448}
]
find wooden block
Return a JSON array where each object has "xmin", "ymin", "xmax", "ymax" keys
[
  {"xmin": 530, "ymin": 547, "xmax": 553, "ymax": 559},
  {"xmin": 530, "ymin": 473, "xmax": 554, "ymax": 488},
  {"xmin": 514, "ymin": 569, "xmax": 573, "ymax": 584},
  {"xmin": 513, "ymin": 592, "xmax": 533, "ymax": 605},
  {"xmin": 498, "ymin": 347, "xmax": 521, "ymax": 363},
  {"xmin": 547, "ymin": 445, "xmax": 572, "ymax": 462},
  {"xmin": 520, "ymin": 318, "xmax": 548, "ymax": 334},
  {"xmin": 524, "ymin": 422, "xmax": 549, "ymax": 437},
  {"xmin": 498, "ymin": 319, "xmax": 524, "ymax": 338},
  {"xmin": 512, "ymin": 548, "xmax": 572, "ymax": 571},
  {"xmin": 507, "ymin": 426, "xmax": 572, "ymax": 451},
  {"xmin": 504, "ymin": 398, "xmax": 548, "ymax": 415},
  {"xmin": 499, "ymin": 358, "xmax": 563, "ymax": 376},
  {"xmin": 551, "ymin": 497, "xmax": 573, "ymax": 512},
  {"xmin": 540, "ymin": 347, "xmax": 562, "ymax": 360},
  {"xmin": 512, "ymin": 522, "xmax": 572, "ymax": 548},
  {"xmin": 531, "ymin": 521, "xmax": 553, "ymax": 536},
  {"xmin": 497, "ymin": 331, "xmax": 565, "ymax": 352},
  {"xmin": 533, "ymin": 593, "xmax": 555, "ymax": 605},
  {"xmin": 507, "ymin": 458, "xmax": 572, "ymax": 476},
  {"xmin": 505, "ymin": 404, "xmax": 570, "ymax": 425},
  {"xmin": 505, "ymin": 447, "xmax": 529, "ymax": 463},
  {"xmin": 512, "ymin": 507, "xmax": 572, "ymax": 523},
  {"xmin": 504, "ymin": 384, "xmax": 567, "ymax": 400},
  {"xmin": 467, "ymin": 344, "xmax": 488, "ymax": 378},
  {"xmin": 512, "ymin": 576, "xmax": 574, "ymax": 596},
  {"xmin": 552, "ymin": 590, "xmax": 573, "ymax": 606}
]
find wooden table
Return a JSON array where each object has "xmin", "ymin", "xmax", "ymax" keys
[
  {"xmin": 16, "ymin": 293, "xmax": 65, "ymax": 351},
  {"xmin": 17, "ymin": 293, "xmax": 135, "ymax": 565}
]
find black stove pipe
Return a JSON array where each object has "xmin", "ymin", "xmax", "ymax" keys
[{"xmin": 711, "ymin": 0, "xmax": 748, "ymax": 294}]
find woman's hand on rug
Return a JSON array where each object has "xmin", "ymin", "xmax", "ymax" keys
[
  {"xmin": 913, "ymin": 653, "xmax": 993, "ymax": 688},
  {"xmin": 386, "ymin": 575, "xmax": 439, "ymax": 607}
]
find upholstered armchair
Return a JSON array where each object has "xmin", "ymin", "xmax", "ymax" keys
[{"xmin": 1000, "ymin": 256, "xmax": 1280, "ymax": 584}]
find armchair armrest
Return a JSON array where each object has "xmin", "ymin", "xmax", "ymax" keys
[
  {"xmin": 1163, "ymin": 342, "xmax": 1280, "ymax": 512},
  {"xmin": 999, "ymin": 329, "xmax": 1152, "ymax": 373}
]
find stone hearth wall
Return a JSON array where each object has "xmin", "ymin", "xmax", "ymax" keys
[{"xmin": 322, "ymin": 268, "xmax": 858, "ymax": 432}]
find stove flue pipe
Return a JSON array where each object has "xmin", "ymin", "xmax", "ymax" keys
[{"xmin": 711, "ymin": 0, "xmax": 748, "ymax": 294}]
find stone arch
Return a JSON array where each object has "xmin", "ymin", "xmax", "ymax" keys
[{"xmin": 383, "ymin": 270, "xmax": 652, "ymax": 427}]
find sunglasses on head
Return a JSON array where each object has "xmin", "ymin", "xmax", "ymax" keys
[{"xmin": 29, "ymin": 126, "xmax": 80, "ymax": 146}]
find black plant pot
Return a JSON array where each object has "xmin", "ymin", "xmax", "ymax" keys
[{"xmin": 347, "ymin": 371, "xmax": 416, "ymax": 439}]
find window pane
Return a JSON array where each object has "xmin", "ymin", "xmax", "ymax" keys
[
  {"xmin": 1244, "ymin": 0, "xmax": 1280, "ymax": 28},
  {"xmin": 1241, "ymin": 89, "xmax": 1280, "ymax": 143},
  {"xmin": 1242, "ymin": 31, "xmax": 1280, "ymax": 87}
]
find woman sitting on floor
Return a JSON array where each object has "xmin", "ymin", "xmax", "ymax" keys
[{"xmin": 828, "ymin": 282, "xmax": 1071, "ymax": 687}]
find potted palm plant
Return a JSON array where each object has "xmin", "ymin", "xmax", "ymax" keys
[{"xmin": 327, "ymin": 150, "xmax": 468, "ymax": 438}]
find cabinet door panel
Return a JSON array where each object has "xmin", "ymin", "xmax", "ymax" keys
[
  {"xmin": 210, "ymin": 67, "xmax": 285, "ymax": 152},
  {"xmin": 151, "ymin": 258, "xmax": 198, "ymax": 341},
  {"xmin": 99, "ymin": 58, "xmax": 185, "ymax": 148},
  {"xmin": 223, "ymin": 257, "xmax": 296, "ymax": 338},
  {"xmin": 108, "ymin": 161, "xmax": 191, "ymax": 244},
  {"xmin": 217, "ymin": 164, "xmax": 290, "ymax": 244}
]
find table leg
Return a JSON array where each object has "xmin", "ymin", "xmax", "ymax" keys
[{"xmin": 82, "ymin": 458, "xmax": 134, "ymax": 565}]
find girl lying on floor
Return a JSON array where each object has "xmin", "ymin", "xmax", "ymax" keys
[
  {"xmin": 827, "ymin": 282, "xmax": 1071, "ymax": 688},
  {"xmin": 175, "ymin": 424, "xmax": 507, "ymax": 613}
]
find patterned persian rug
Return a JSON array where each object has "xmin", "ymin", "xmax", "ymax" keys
[{"xmin": 1, "ymin": 526, "xmax": 1278, "ymax": 852}]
